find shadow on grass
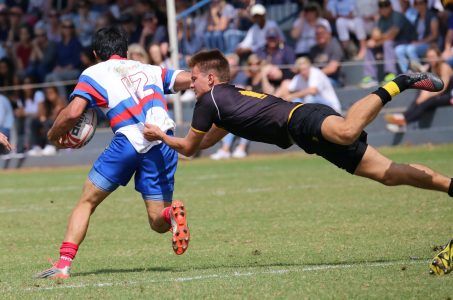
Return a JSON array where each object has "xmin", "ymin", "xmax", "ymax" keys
[{"xmin": 73, "ymin": 256, "xmax": 428, "ymax": 277}]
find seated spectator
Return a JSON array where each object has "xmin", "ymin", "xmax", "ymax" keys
[
  {"xmin": 21, "ymin": 75, "xmax": 44, "ymax": 150},
  {"xmin": 442, "ymin": 11, "xmax": 453, "ymax": 67},
  {"xmin": 223, "ymin": 1, "xmax": 250, "ymax": 54},
  {"xmin": 327, "ymin": 0, "xmax": 367, "ymax": 60},
  {"xmin": 235, "ymin": 4, "xmax": 284, "ymax": 58},
  {"xmin": 79, "ymin": 47, "xmax": 96, "ymax": 70},
  {"xmin": 204, "ymin": 0, "xmax": 235, "ymax": 52},
  {"xmin": 276, "ymin": 57, "xmax": 341, "ymax": 113},
  {"xmin": 148, "ymin": 43, "xmax": 172, "ymax": 68},
  {"xmin": 395, "ymin": 0, "xmax": 439, "ymax": 73},
  {"xmin": 26, "ymin": 26, "xmax": 57, "ymax": 82},
  {"xmin": 210, "ymin": 53, "xmax": 251, "ymax": 160},
  {"xmin": 356, "ymin": 0, "xmax": 379, "ymax": 36},
  {"xmin": 118, "ymin": 13, "xmax": 140, "ymax": 44},
  {"xmin": 14, "ymin": 24, "xmax": 33, "ymax": 79},
  {"xmin": 291, "ymin": 3, "xmax": 331, "ymax": 58},
  {"xmin": 399, "ymin": 0, "xmax": 418, "ymax": 24},
  {"xmin": 0, "ymin": 92, "xmax": 13, "ymax": 154},
  {"xmin": 0, "ymin": 8, "xmax": 8, "ymax": 42},
  {"xmin": 28, "ymin": 86, "xmax": 65, "ymax": 156},
  {"xmin": 128, "ymin": 43, "xmax": 149, "ymax": 64},
  {"xmin": 6, "ymin": 6, "xmax": 23, "ymax": 45},
  {"xmin": 139, "ymin": 12, "xmax": 168, "ymax": 51},
  {"xmin": 255, "ymin": 28, "xmax": 296, "ymax": 79},
  {"xmin": 44, "ymin": 19, "xmax": 82, "ymax": 98},
  {"xmin": 385, "ymin": 46, "xmax": 453, "ymax": 132},
  {"xmin": 361, "ymin": 0, "xmax": 415, "ymax": 88},
  {"xmin": 72, "ymin": 0, "xmax": 98, "ymax": 48},
  {"xmin": 41, "ymin": 10, "xmax": 62, "ymax": 43},
  {"xmin": 309, "ymin": 24, "xmax": 344, "ymax": 87},
  {"xmin": 178, "ymin": 17, "xmax": 204, "ymax": 68}
]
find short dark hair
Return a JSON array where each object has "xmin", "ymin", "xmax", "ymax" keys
[
  {"xmin": 92, "ymin": 26, "xmax": 128, "ymax": 61},
  {"xmin": 188, "ymin": 49, "xmax": 230, "ymax": 82}
]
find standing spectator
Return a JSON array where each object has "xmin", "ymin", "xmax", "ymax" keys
[
  {"xmin": 309, "ymin": 24, "xmax": 344, "ymax": 87},
  {"xmin": 385, "ymin": 46, "xmax": 453, "ymax": 132},
  {"xmin": 235, "ymin": 4, "xmax": 284, "ymax": 57},
  {"xmin": 28, "ymin": 86, "xmax": 65, "ymax": 156},
  {"xmin": 27, "ymin": 26, "xmax": 57, "ymax": 82},
  {"xmin": 291, "ymin": 3, "xmax": 331, "ymax": 58},
  {"xmin": 0, "ymin": 93, "xmax": 13, "ymax": 154},
  {"xmin": 148, "ymin": 43, "xmax": 172, "ymax": 69},
  {"xmin": 327, "ymin": 0, "xmax": 367, "ymax": 60},
  {"xmin": 45, "ymin": 19, "xmax": 82, "ymax": 98},
  {"xmin": 255, "ymin": 27, "xmax": 296, "ymax": 79},
  {"xmin": 276, "ymin": 57, "xmax": 341, "ymax": 113},
  {"xmin": 395, "ymin": 0, "xmax": 439, "ymax": 73},
  {"xmin": 361, "ymin": 0, "xmax": 415, "ymax": 88},
  {"xmin": 72, "ymin": 0, "xmax": 98, "ymax": 48},
  {"xmin": 13, "ymin": 24, "xmax": 33, "ymax": 78}
]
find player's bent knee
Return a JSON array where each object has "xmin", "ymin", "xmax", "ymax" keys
[{"xmin": 336, "ymin": 126, "xmax": 360, "ymax": 145}]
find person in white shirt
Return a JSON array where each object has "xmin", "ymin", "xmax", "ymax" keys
[
  {"xmin": 235, "ymin": 4, "xmax": 284, "ymax": 57},
  {"xmin": 276, "ymin": 57, "xmax": 341, "ymax": 113}
]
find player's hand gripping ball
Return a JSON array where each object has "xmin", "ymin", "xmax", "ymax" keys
[{"xmin": 60, "ymin": 108, "xmax": 97, "ymax": 149}]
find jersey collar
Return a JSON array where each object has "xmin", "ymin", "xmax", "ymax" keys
[{"xmin": 108, "ymin": 55, "xmax": 126, "ymax": 60}]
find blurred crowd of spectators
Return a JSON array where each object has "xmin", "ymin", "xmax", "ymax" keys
[{"xmin": 0, "ymin": 0, "xmax": 453, "ymax": 159}]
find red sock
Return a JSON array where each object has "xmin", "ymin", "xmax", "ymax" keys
[
  {"xmin": 161, "ymin": 206, "xmax": 172, "ymax": 225},
  {"xmin": 56, "ymin": 242, "xmax": 78, "ymax": 268}
]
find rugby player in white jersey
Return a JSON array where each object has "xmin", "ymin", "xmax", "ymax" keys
[{"xmin": 35, "ymin": 26, "xmax": 191, "ymax": 279}]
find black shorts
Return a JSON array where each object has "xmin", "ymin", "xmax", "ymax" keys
[{"xmin": 287, "ymin": 103, "xmax": 368, "ymax": 174}]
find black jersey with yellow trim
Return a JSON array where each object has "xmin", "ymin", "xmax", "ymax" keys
[{"xmin": 191, "ymin": 83, "xmax": 301, "ymax": 149}]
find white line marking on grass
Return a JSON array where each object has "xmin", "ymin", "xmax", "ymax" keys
[{"xmin": 21, "ymin": 260, "xmax": 426, "ymax": 293}]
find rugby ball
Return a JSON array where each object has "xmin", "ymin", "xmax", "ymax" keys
[{"xmin": 60, "ymin": 108, "xmax": 97, "ymax": 149}]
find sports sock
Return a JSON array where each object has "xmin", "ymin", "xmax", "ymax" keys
[
  {"xmin": 448, "ymin": 178, "xmax": 453, "ymax": 197},
  {"xmin": 161, "ymin": 206, "xmax": 172, "ymax": 225},
  {"xmin": 56, "ymin": 242, "xmax": 78, "ymax": 268},
  {"xmin": 372, "ymin": 75, "xmax": 409, "ymax": 105}
]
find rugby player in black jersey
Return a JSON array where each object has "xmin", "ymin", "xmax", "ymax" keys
[{"xmin": 144, "ymin": 50, "xmax": 453, "ymax": 275}]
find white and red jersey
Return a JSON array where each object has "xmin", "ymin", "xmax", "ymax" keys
[{"xmin": 70, "ymin": 55, "xmax": 182, "ymax": 153}]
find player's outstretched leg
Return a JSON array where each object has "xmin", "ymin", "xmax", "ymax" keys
[
  {"xmin": 430, "ymin": 239, "xmax": 453, "ymax": 276},
  {"xmin": 170, "ymin": 200, "xmax": 189, "ymax": 255}
]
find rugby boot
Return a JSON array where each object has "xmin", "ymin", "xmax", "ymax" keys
[
  {"xmin": 34, "ymin": 260, "xmax": 70, "ymax": 279},
  {"xmin": 429, "ymin": 239, "xmax": 453, "ymax": 276},
  {"xmin": 398, "ymin": 72, "xmax": 444, "ymax": 92},
  {"xmin": 170, "ymin": 200, "xmax": 190, "ymax": 255}
]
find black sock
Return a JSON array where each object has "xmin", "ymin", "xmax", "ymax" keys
[
  {"xmin": 392, "ymin": 74, "xmax": 410, "ymax": 92},
  {"xmin": 448, "ymin": 178, "xmax": 453, "ymax": 197},
  {"xmin": 372, "ymin": 87, "xmax": 392, "ymax": 105}
]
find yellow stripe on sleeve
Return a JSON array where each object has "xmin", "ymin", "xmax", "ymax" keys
[{"xmin": 190, "ymin": 127, "xmax": 207, "ymax": 134}]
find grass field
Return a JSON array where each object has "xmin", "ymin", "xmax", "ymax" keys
[{"xmin": 1, "ymin": 144, "xmax": 453, "ymax": 299}]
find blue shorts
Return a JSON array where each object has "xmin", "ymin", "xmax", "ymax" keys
[{"xmin": 88, "ymin": 133, "xmax": 178, "ymax": 201}]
